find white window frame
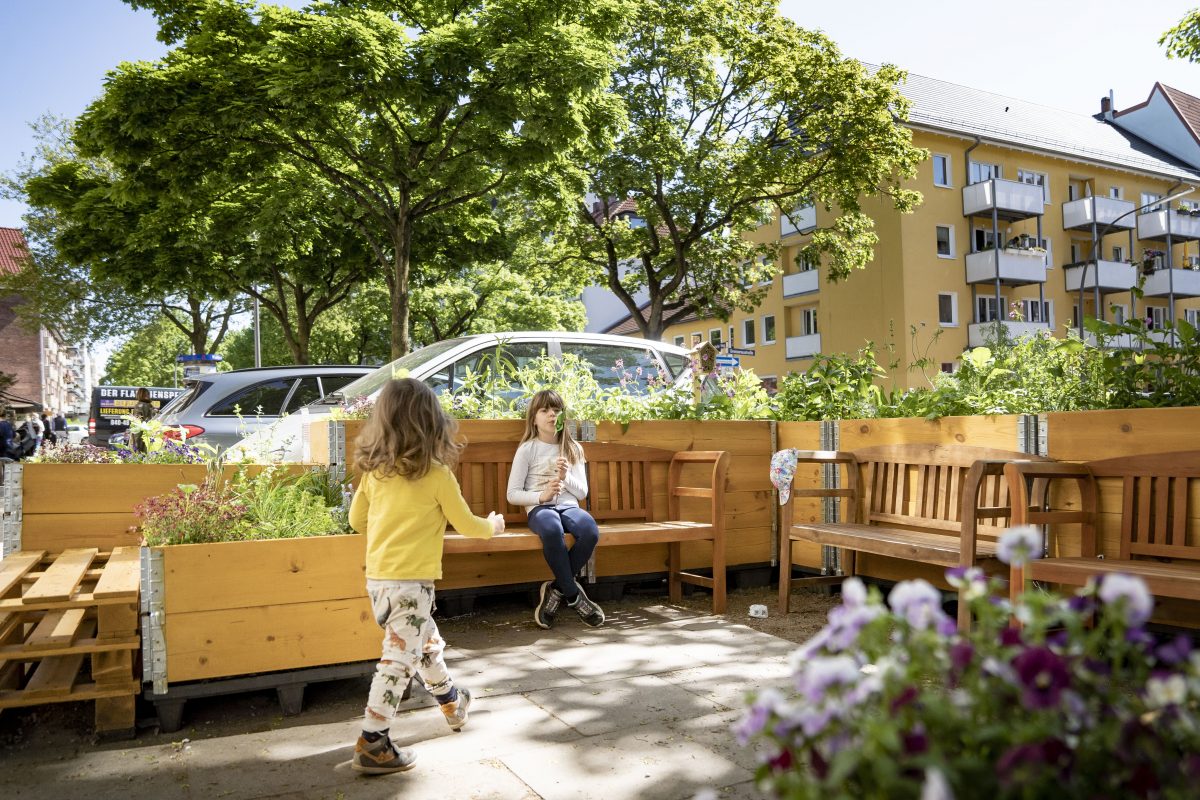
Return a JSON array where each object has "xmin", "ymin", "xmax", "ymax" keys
[
  {"xmin": 709, "ymin": 328, "xmax": 723, "ymax": 346},
  {"xmin": 1186, "ymin": 308, "xmax": 1200, "ymax": 327},
  {"xmin": 729, "ymin": 326, "xmax": 735, "ymax": 346},
  {"xmin": 1018, "ymin": 169, "xmax": 1050, "ymax": 204},
  {"xmin": 1142, "ymin": 192, "xmax": 1163, "ymax": 212},
  {"xmin": 673, "ymin": 335, "xmax": 685, "ymax": 348},
  {"xmin": 797, "ymin": 252, "xmax": 818, "ymax": 272},
  {"xmin": 742, "ymin": 318, "xmax": 756, "ymax": 346},
  {"xmin": 1112, "ymin": 245, "xmax": 1125, "ymax": 262},
  {"xmin": 1021, "ymin": 299, "xmax": 1053, "ymax": 325},
  {"xmin": 976, "ymin": 294, "xmax": 1006, "ymax": 323},
  {"xmin": 932, "ymin": 154, "xmax": 952, "ymax": 188},
  {"xmin": 1148, "ymin": 306, "xmax": 1168, "ymax": 329},
  {"xmin": 940, "ymin": 362, "xmax": 958, "ymax": 374},
  {"xmin": 1111, "ymin": 303, "xmax": 1128, "ymax": 325},
  {"xmin": 938, "ymin": 292, "xmax": 959, "ymax": 327},
  {"xmin": 1110, "ymin": 186, "xmax": 1124, "ymax": 200},
  {"xmin": 973, "ymin": 227, "xmax": 1000, "ymax": 252},
  {"xmin": 968, "ymin": 161, "xmax": 1001, "ymax": 184},
  {"xmin": 762, "ymin": 315, "xmax": 777, "ymax": 345},
  {"xmin": 935, "ymin": 225, "xmax": 955, "ymax": 259},
  {"xmin": 801, "ymin": 307, "xmax": 819, "ymax": 336},
  {"xmin": 690, "ymin": 332, "xmax": 703, "ymax": 346}
]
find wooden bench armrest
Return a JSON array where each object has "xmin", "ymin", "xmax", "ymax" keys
[
  {"xmin": 1002, "ymin": 460, "xmax": 1098, "ymax": 556},
  {"xmin": 667, "ymin": 451, "xmax": 730, "ymax": 525}
]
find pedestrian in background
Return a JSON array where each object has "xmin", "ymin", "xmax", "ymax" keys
[{"xmin": 130, "ymin": 388, "xmax": 155, "ymax": 452}]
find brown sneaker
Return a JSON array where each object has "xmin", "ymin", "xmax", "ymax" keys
[
  {"xmin": 351, "ymin": 735, "xmax": 417, "ymax": 775},
  {"xmin": 441, "ymin": 687, "xmax": 472, "ymax": 731}
]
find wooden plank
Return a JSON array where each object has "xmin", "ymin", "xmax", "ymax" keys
[
  {"xmin": 0, "ymin": 635, "xmax": 140, "ymax": 661},
  {"xmin": 92, "ymin": 547, "xmax": 141, "ymax": 600},
  {"xmin": 26, "ymin": 608, "xmax": 87, "ymax": 650},
  {"xmin": 0, "ymin": 551, "xmax": 46, "ymax": 598},
  {"xmin": 1044, "ymin": 408, "xmax": 1200, "ymax": 461},
  {"xmin": 22, "ymin": 653, "xmax": 86, "ymax": 699},
  {"xmin": 0, "ymin": 679, "xmax": 140, "ymax": 710},
  {"xmin": 19, "ymin": 514, "xmax": 141, "ymax": 552},
  {"xmin": 21, "ymin": 463, "xmax": 212, "ymax": 515},
  {"xmin": 22, "ymin": 549, "xmax": 97, "ymax": 604},
  {"xmin": 838, "ymin": 415, "xmax": 1022, "ymax": 452}
]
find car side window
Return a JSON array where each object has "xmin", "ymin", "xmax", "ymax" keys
[
  {"xmin": 452, "ymin": 342, "xmax": 548, "ymax": 389},
  {"xmin": 284, "ymin": 377, "xmax": 323, "ymax": 413},
  {"xmin": 320, "ymin": 374, "xmax": 361, "ymax": 397},
  {"xmin": 207, "ymin": 379, "xmax": 294, "ymax": 417},
  {"xmin": 558, "ymin": 343, "xmax": 661, "ymax": 394}
]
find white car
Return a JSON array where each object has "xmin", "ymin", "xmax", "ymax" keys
[
  {"xmin": 227, "ymin": 331, "xmax": 696, "ymax": 462},
  {"xmin": 65, "ymin": 423, "xmax": 87, "ymax": 445}
]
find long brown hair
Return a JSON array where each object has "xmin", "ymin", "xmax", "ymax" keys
[
  {"xmin": 519, "ymin": 389, "xmax": 583, "ymax": 465},
  {"xmin": 353, "ymin": 378, "xmax": 462, "ymax": 479}
]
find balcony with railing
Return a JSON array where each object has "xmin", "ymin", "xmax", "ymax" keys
[
  {"xmin": 967, "ymin": 320, "xmax": 1051, "ymax": 347},
  {"xmin": 1063, "ymin": 259, "xmax": 1137, "ymax": 293},
  {"xmin": 1137, "ymin": 209, "xmax": 1200, "ymax": 242},
  {"xmin": 785, "ymin": 333, "xmax": 821, "ymax": 359},
  {"xmin": 782, "ymin": 269, "xmax": 819, "ymax": 298},
  {"xmin": 962, "ymin": 179, "xmax": 1045, "ymax": 221},
  {"xmin": 1061, "ymin": 196, "xmax": 1136, "ymax": 232},
  {"xmin": 780, "ymin": 204, "xmax": 816, "ymax": 238},
  {"xmin": 965, "ymin": 248, "xmax": 1047, "ymax": 286},
  {"xmin": 1141, "ymin": 267, "xmax": 1200, "ymax": 298}
]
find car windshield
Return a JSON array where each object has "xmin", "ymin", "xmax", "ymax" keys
[
  {"xmin": 156, "ymin": 383, "xmax": 202, "ymax": 417},
  {"xmin": 330, "ymin": 338, "xmax": 469, "ymax": 402}
]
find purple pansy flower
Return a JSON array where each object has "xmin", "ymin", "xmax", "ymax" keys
[
  {"xmin": 1097, "ymin": 573, "xmax": 1153, "ymax": 627},
  {"xmin": 1012, "ymin": 646, "xmax": 1071, "ymax": 710},
  {"xmin": 997, "ymin": 525, "xmax": 1043, "ymax": 567}
]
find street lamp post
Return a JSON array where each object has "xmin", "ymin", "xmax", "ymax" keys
[{"xmin": 1077, "ymin": 186, "xmax": 1195, "ymax": 340}]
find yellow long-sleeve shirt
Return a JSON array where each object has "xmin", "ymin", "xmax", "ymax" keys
[{"xmin": 349, "ymin": 462, "xmax": 494, "ymax": 580}]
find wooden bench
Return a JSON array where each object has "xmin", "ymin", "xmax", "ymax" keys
[
  {"xmin": 778, "ymin": 444, "xmax": 1047, "ymax": 628},
  {"xmin": 1006, "ymin": 451, "xmax": 1200, "ymax": 605},
  {"xmin": 442, "ymin": 442, "xmax": 730, "ymax": 613}
]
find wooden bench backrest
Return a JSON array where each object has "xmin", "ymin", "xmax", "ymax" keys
[
  {"xmin": 851, "ymin": 444, "xmax": 1035, "ymax": 536},
  {"xmin": 454, "ymin": 440, "xmax": 675, "ymax": 524},
  {"xmin": 1087, "ymin": 451, "xmax": 1200, "ymax": 563}
]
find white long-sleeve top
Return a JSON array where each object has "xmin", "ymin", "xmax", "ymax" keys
[{"xmin": 506, "ymin": 439, "xmax": 588, "ymax": 513}]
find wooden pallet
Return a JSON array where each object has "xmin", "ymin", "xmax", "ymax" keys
[{"xmin": 0, "ymin": 547, "xmax": 141, "ymax": 737}]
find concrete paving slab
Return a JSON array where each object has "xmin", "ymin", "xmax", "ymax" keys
[
  {"xmin": 500, "ymin": 722, "xmax": 751, "ymax": 800},
  {"xmin": 659, "ymin": 660, "xmax": 793, "ymax": 710},
  {"xmin": 522, "ymin": 674, "xmax": 726, "ymax": 737}
]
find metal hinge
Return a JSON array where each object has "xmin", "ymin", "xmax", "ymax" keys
[
  {"xmin": 1, "ymin": 463, "xmax": 23, "ymax": 558},
  {"xmin": 328, "ymin": 421, "xmax": 347, "ymax": 484},
  {"xmin": 140, "ymin": 546, "xmax": 168, "ymax": 693}
]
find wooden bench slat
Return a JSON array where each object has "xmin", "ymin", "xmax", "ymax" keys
[
  {"xmin": 0, "ymin": 551, "xmax": 47, "ymax": 598},
  {"xmin": 791, "ymin": 522, "xmax": 997, "ymax": 566},
  {"xmin": 1030, "ymin": 558, "xmax": 1200, "ymax": 601},
  {"xmin": 26, "ymin": 608, "xmax": 87, "ymax": 650},
  {"xmin": 672, "ymin": 487, "xmax": 713, "ymax": 498},
  {"xmin": 444, "ymin": 520, "xmax": 717, "ymax": 554},
  {"xmin": 92, "ymin": 547, "xmax": 141, "ymax": 600},
  {"xmin": 22, "ymin": 548, "xmax": 98, "ymax": 604}
]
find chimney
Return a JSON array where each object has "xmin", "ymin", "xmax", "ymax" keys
[{"xmin": 1100, "ymin": 96, "xmax": 1111, "ymax": 114}]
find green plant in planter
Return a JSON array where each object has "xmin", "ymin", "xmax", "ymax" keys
[
  {"xmin": 135, "ymin": 473, "xmax": 249, "ymax": 545},
  {"xmin": 737, "ymin": 526, "xmax": 1200, "ymax": 799}
]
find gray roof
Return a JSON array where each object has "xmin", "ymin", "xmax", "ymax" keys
[{"xmin": 885, "ymin": 67, "xmax": 1200, "ymax": 182}]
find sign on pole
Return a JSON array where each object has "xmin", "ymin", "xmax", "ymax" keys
[
  {"xmin": 714, "ymin": 355, "xmax": 740, "ymax": 370},
  {"xmin": 726, "ymin": 347, "xmax": 756, "ymax": 357}
]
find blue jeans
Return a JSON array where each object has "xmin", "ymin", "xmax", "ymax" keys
[{"xmin": 527, "ymin": 505, "xmax": 600, "ymax": 600}]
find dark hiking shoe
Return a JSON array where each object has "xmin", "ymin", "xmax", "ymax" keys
[
  {"xmin": 351, "ymin": 735, "xmax": 417, "ymax": 775},
  {"xmin": 534, "ymin": 581, "xmax": 565, "ymax": 629},
  {"xmin": 571, "ymin": 581, "xmax": 606, "ymax": 627},
  {"xmin": 441, "ymin": 687, "xmax": 472, "ymax": 731}
]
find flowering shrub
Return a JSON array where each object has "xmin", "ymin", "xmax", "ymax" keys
[
  {"xmin": 135, "ymin": 476, "xmax": 248, "ymax": 546},
  {"xmin": 30, "ymin": 419, "xmax": 214, "ymax": 465},
  {"xmin": 737, "ymin": 527, "xmax": 1200, "ymax": 799}
]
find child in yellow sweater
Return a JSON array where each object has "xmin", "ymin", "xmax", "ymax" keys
[{"xmin": 348, "ymin": 378, "xmax": 503, "ymax": 775}]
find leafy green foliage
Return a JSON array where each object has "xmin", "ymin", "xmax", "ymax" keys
[
  {"xmin": 774, "ymin": 349, "xmax": 887, "ymax": 422},
  {"xmin": 101, "ymin": 318, "xmax": 199, "ymax": 386},
  {"xmin": 1087, "ymin": 317, "xmax": 1200, "ymax": 408}
]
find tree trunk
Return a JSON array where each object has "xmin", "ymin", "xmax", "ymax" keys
[{"xmin": 389, "ymin": 216, "xmax": 413, "ymax": 359}]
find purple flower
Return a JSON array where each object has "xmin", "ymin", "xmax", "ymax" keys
[
  {"xmin": 950, "ymin": 641, "xmax": 974, "ymax": 673},
  {"xmin": 997, "ymin": 525, "xmax": 1043, "ymax": 567},
  {"xmin": 1097, "ymin": 573, "xmax": 1153, "ymax": 627},
  {"xmin": 888, "ymin": 580, "xmax": 949, "ymax": 631},
  {"xmin": 997, "ymin": 739, "xmax": 1071, "ymax": 786},
  {"xmin": 734, "ymin": 688, "xmax": 781, "ymax": 745},
  {"xmin": 1012, "ymin": 646, "xmax": 1071, "ymax": 710},
  {"xmin": 902, "ymin": 724, "xmax": 929, "ymax": 756},
  {"xmin": 1156, "ymin": 635, "xmax": 1192, "ymax": 666},
  {"xmin": 795, "ymin": 655, "xmax": 860, "ymax": 703}
]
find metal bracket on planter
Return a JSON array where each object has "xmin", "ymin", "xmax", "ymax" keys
[
  {"xmin": 1017, "ymin": 414, "xmax": 1037, "ymax": 455},
  {"xmin": 1, "ymin": 463, "xmax": 23, "ymax": 558},
  {"xmin": 140, "ymin": 546, "xmax": 168, "ymax": 693},
  {"xmin": 328, "ymin": 420, "xmax": 347, "ymax": 484},
  {"xmin": 819, "ymin": 420, "xmax": 842, "ymax": 576},
  {"xmin": 567, "ymin": 420, "xmax": 596, "ymax": 443},
  {"xmin": 1038, "ymin": 413, "xmax": 1049, "ymax": 457}
]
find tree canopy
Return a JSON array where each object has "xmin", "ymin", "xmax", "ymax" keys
[{"xmin": 572, "ymin": 0, "xmax": 926, "ymax": 339}]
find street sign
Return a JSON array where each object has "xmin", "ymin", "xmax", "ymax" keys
[
  {"xmin": 726, "ymin": 347, "xmax": 756, "ymax": 357},
  {"xmin": 714, "ymin": 355, "xmax": 740, "ymax": 370}
]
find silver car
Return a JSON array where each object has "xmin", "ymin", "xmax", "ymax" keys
[
  {"xmin": 230, "ymin": 331, "xmax": 696, "ymax": 462},
  {"xmin": 123, "ymin": 365, "xmax": 373, "ymax": 454}
]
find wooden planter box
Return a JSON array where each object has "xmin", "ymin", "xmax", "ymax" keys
[{"xmin": 145, "ymin": 535, "xmax": 377, "ymax": 687}]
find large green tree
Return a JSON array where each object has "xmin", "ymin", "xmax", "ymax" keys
[
  {"xmin": 96, "ymin": 0, "xmax": 625, "ymax": 358},
  {"xmin": 102, "ymin": 317, "xmax": 199, "ymax": 386},
  {"xmin": 573, "ymin": 0, "xmax": 925, "ymax": 340},
  {"xmin": 1162, "ymin": 10, "xmax": 1200, "ymax": 60}
]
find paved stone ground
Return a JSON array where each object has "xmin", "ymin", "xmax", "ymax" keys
[{"xmin": 0, "ymin": 591, "xmax": 833, "ymax": 800}]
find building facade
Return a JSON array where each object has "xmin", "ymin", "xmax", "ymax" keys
[{"xmin": 596, "ymin": 73, "xmax": 1200, "ymax": 390}]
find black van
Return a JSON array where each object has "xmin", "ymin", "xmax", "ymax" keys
[{"xmin": 88, "ymin": 386, "xmax": 185, "ymax": 447}]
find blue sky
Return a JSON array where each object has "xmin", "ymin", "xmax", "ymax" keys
[{"xmin": 2, "ymin": 0, "xmax": 1198, "ymax": 229}]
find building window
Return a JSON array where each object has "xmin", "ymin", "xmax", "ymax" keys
[
  {"xmin": 968, "ymin": 160, "xmax": 1001, "ymax": 184},
  {"xmin": 801, "ymin": 308, "xmax": 819, "ymax": 336},
  {"xmin": 709, "ymin": 328, "xmax": 723, "ymax": 346},
  {"xmin": 1141, "ymin": 192, "xmax": 1163, "ymax": 212},
  {"xmin": 940, "ymin": 362, "xmax": 957, "ymax": 374},
  {"xmin": 673, "ymin": 335, "xmax": 685, "ymax": 348},
  {"xmin": 933, "ymin": 154, "xmax": 952, "ymax": 187},
  {"xmin": 1021, "ymin": 299, "xmax": 1053, "ymax": 325},
  {"xmin": 1110, "ymin": 186, "xmax": 1123, "ymax": 200},
  {"xmin": 743, "ymin": 318, "xmax": 756, "ymax": 346},
  {"xmin": 977, "ymin": 295, "xmax": 1005, "ymax": 323},
  {"xmin": 936, "ymin": 225, "xmax": 955, "ymax": 258},
  {"xmin": 1018, "ymin": 169, "xmax": 1050, "ymax": 203},
  {"xmin": 1186, "ymin": 309, "xmax": 1200, "ymax": 327},
  {"xmin": 1112, "ymin": 245, "xmax": 1125, "ymax": 262},
  {"xmin": 973, "ymin": 227, "xmax": 1000, "ymax": 252},
  {"xmin": 763, "ymin": 315, "xmax": 777, "ymax": 344},
  {"xmin": 938, "ymin": 292, "xmax": 958, "ymax": 326},
  {"xmin": 797, "ymin": 252, "xmax": 818, "ymax": 272},
  {"xmin": 1147, "ymin": 307, "xmax": 1168, "ymax": 329},
  {"xmin": 691, "ymin": 332, "xmax": 703, "ymax": 346},
  {"xmin": 1112, "ymin": 304, "xmax": 1128, "ymax": 325},
  {"xmin": 759, "ymin": 375, "xmax": 778, "ymax": 394}
]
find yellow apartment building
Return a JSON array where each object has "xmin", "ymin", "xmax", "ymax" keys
[{"xmin": 598, "ymin": 74, "xmax": 1200, "ymax": 390}]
